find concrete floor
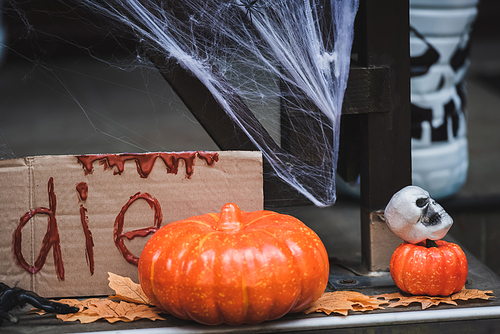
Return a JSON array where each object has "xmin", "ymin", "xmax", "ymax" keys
[{"xmin": 0, "ymin": 29, "xmax": 499, "ymax": 275}]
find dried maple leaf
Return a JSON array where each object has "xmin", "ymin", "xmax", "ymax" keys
[
  {"xmin": 451, "ymin": 287, "xmax": 494, "ymax": 301},
  {"xmin": 305, "ymin": 287, "xmax": 494, "ymax": 316},
  {"xmin": 375, "ymin": 287, "xmax": 494, "ymax": 310},
  {"xmin": 304, "ymin": 291, "xmax": 388, "ymax": 316},
  {"xmin": 29, "ymin": 276, "xmax": 165, "ymax": 324},
  {"xmin": 30, "ymin": 299, "xmax": 165, "ymax": 324},
  {"xmin": 52, "ymin": 299, "xmax": 165, "ymax": 323},
  {"xmin": 375, "ymin": 292, "xmax": 457, "ymax": 309},
  {"xmin": 108, "ymin": 272, "xmax": 152, "ymax": 305}
]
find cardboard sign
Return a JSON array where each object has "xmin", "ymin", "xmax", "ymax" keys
[{"xmin": 0, "ymin": 151, "xmax": 263, "ymax": 298}]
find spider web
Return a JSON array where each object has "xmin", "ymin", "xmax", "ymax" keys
[{"xmin": 0, "ymin": 0, "xmax": 359, "ymax": 207}]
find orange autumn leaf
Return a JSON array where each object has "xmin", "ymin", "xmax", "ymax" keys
[
  {"xmin": 54, "ymin": 299, "xmax": 165, "ymax": 324},
  {"xmin": 376, "ymin": 287, "xmax": 494, "ymax": 310},
  {"xmin": 30, "ymin": 274, "xmax": 164, "ymax": 323},
  {"xmin": 375, "ymin": 292, "xmax": 458, "ymax": 309},
  {"xmin": 304, "ymin": 291, "xmax": 388, "ymax": 316},
  {"xmin": 108, "ymin": 272, "xmax": 152, "ymax": 305},
  {"xmin": 306, "ymin": 288, "xmax": 494, "ymax": 316},
  {"xmin": 31, "ymin": 298, "xmax": 165, "ymax": 324},
  {"xmin": 451, "ymin": 287, "xmax": 494, "ymax": 301}
]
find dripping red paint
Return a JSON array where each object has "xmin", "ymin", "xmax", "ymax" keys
[{"xmin": 76, "ymin": 151, "xmax": 219, "ymax": 178}]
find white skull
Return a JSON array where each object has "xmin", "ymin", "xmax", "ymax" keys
[{"xmin": 384, "ymin": 186, "xmax": 453, "ymax": 244}]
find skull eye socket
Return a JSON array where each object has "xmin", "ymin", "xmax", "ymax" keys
[{"xmin": 416, "ymin": 197, "xmax": 428, "ymax": 208}]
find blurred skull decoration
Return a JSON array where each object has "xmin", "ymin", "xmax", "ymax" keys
[{"xmin": 384, "ymin": 186, "xmax": 453, "ymax": 244}]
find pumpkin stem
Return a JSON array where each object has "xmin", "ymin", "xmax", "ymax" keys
[
  {"xmin": 426, "ymin": 239, "xmax": 438, "ymax": 248},
  {"xmin": 215, "ymin": 203, "xmax": 245, "ymax": 232}
]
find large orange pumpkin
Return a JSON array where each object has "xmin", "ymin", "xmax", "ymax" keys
[
  {"xmin": 138, "ymin": 203, "xmax": 329, "ymax": 325},
  {"xmin": 390, "ymin": 240, "xmax": 468, "ymax": 296}
]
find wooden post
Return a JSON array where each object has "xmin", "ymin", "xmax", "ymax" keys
[{"xmin": 356, "ymin": 0, "xmax": 412, "ymax": 271}]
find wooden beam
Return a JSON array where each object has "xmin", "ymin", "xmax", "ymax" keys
[{"xmin": 356, "ymin": 0, "xmax": 412, "ymax": 271}]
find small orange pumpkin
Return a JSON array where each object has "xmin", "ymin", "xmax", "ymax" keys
[
  {"xmin": 138, "ymin": 203, "xmax": 329, "ymax": 325},
  {"xmin": 390, "ymin": 240, "xmax": 468, "ymax": 296}
]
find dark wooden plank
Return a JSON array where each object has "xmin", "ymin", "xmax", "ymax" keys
[
  {"xmin": 356, "ymin": 0, "xmax": 412, "ymax": 271},
  {"xmin": 343, "ymin": 66, "xmax": 392, "ymax": 115}
]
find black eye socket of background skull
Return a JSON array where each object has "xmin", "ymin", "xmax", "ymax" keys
[
  {"xmin": 416, "ymin": 197, "xmax": 428, "ymax": 208},
  {"xmin": 410, "ymin": 26, "xmax": 440, "ymax": 77},
  {"xmin": 450, "ymin": 33, "xmax": 471, "ymax": 72}
]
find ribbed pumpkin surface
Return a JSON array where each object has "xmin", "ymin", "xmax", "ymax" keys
[
  {"xmin": 390, "ymin": 240, "xmax": 468, "ymax": 296},
  {"xmin": 138, "ymin": 203, "xmax": 329, "ymax": 325}
]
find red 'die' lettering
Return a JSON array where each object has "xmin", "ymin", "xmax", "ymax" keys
[
  {"xmin": 76, "ymin": 182, "xmax": 88, "ymax": 201},
  {"xmin": 13, "ymin": 177, "xmax": 65, "ymax": 280},
  {"xmin": 114, "ymin": 192, "xmax": 163, "ymax": 266},
  {"xmin": 77, "ymin": 182, "xmax": 95, "ymax": 275}
]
